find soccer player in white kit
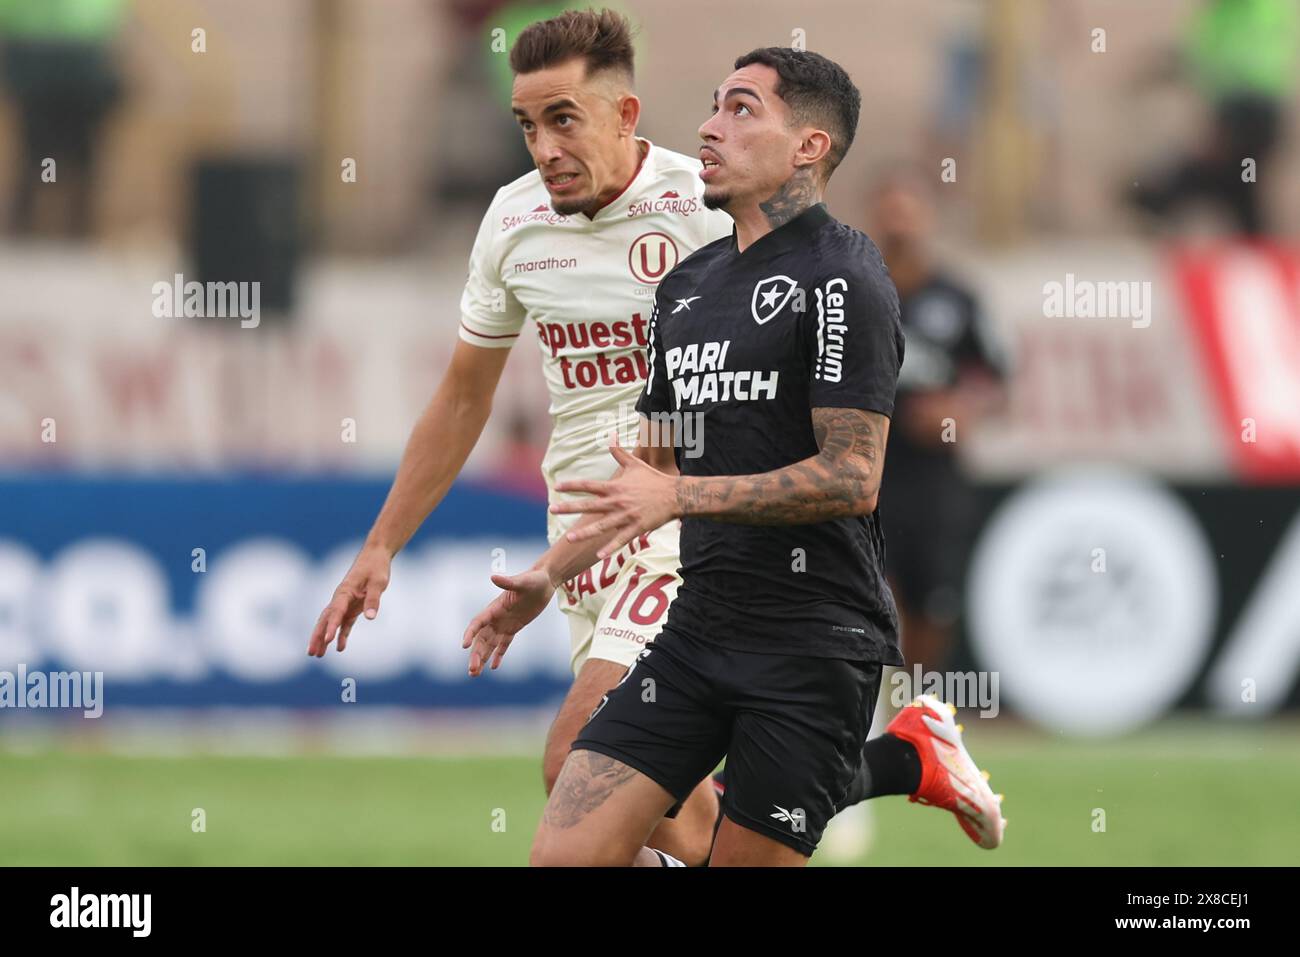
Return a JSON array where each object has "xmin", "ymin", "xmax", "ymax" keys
[{"xmin": 307, "ymin": 9, "xmax": 730, "ymax": 864}]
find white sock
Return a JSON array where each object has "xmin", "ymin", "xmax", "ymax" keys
[{"xmin": 653, "ymin": 849, "xmax": 686, "ymax": 867}]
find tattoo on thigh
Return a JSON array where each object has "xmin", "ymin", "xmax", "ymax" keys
[{"xmin": 544, "ymin": 752, "xmax": 639, "ymax": 829}]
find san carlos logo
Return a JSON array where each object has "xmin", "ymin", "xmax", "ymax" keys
[{"xmin": 627, "ymin": 189, "xmax": 701, "ymax": 218}]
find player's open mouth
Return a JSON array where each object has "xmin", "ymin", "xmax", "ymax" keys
[
  {"xmin": 699, "ymin": 151, "xmax": 722, "ymax": 181},
  {"xmin": 546, "ymin": 173, "xmax": 580, "ymax": 191}
]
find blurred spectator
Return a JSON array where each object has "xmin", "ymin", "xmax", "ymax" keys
[
  {"xmin": 0, "ymin": 0, "xmax": 128, "ymax": 238},
  {"xmin": 484, "ymin": 407, "xmax": 548, "ymax": 500},
  {"xmin": 1129, "ymin": 0, "xmax": 1299, "ymax": 236},
  {"xmin": 925, "ymin": 0, "xmax": 1076, "ymax": 235},
  {"xmin": 869, "ymin": 164, "xmax": 1008, "ymax": 673},
  {"xmin": 432, "ymin": 0, "xmax": 567, "ymax": 209},
  {"xmin": 929, "ymin": 1, "xmax": 983, "ymax": 158}
]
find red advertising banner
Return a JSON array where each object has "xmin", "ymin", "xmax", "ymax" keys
[{"xmin": 1174, "ymin": 244, "xmax": 1300, "ymax": 482}]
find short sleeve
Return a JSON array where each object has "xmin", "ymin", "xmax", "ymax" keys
[
  {"xmin": 806, "ymin": 256, "xmax": 905, "ymax": 416},
  {"xmin": 635, "ymin": 292, "xmax": 672, "ymax": 415},
  {"xmin": 458, "ymin": 199, "xmax": 526, "ymax": 349}
]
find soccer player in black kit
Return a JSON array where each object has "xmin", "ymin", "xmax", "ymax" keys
[{"xmin": 463, "ymin": 48, "xmax": 1005, "ymax": 866}]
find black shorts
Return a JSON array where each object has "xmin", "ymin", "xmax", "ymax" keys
[{"xmin": 571, "ymin": 625, "xmax": 883, "ymax": 857}]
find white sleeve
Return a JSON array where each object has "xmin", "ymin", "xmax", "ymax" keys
[{"xmin": 458, "ymin": 198, "xmax": 526, "ymax": 349}]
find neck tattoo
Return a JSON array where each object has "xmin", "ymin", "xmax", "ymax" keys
[{"xmin": 759, "ymin": 167, "xmax": 819, "ymax": 230}]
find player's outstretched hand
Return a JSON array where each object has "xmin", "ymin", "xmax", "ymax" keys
[
  {"xmin": 308, "ymin": 543, "xmax": 392, "ymax": 657},
  {"xmin": 551, "ymin": 441, "xmax": 679, "ymax": 559},
  {"xmin": 463, "ymin": 569, "xmax": 555, "ymax": 676}
]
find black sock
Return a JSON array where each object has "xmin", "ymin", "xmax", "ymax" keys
[{"xmin": 845, "ymin": 733, "xmax": 922, "ymax": 805}]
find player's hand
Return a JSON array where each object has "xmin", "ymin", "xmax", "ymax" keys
[
  {"xmin": 462, "ymin": 568, "xmax": 555, "ymax": 676},
  {"xmin": 308, "ymin": 543, "xmax": 392, "ymax": 657},
  {"xmin": 551, "ymin": 440, "xmax": 679, "ymax": 559}
]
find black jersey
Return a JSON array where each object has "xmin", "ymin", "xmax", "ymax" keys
[{"xmin": 636, "ymin": 202, "xmax": 905, "ymax": 664}]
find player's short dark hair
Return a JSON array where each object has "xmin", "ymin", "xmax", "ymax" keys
[
  {"xmin": 509, "ymin": 8, "xmax": 635, "ymax": 83},
  {"xmin": 733, "ymin": 47, "xmax": 860, "ymax": 181}
]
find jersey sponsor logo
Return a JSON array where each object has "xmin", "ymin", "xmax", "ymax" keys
[
  {"xmin": 500, "ymin": 205, "xmax": 569, "ymax": 231},
  {"xmin": 672, "ymin": 296, "xmax": 701, "ymax": 314},
  {"xmin": 537, "ymin": 315, "xmax": 649, "ymax": 357},
  {"xmin": 629, "ymin": 232, "xmax": 679, "ymax": 284},
  {"xmin": 814, "ymin": 277, "xmax": 849, "ymax": 383},
  {"xmin": 535, "ymin": 313, "xmax": 651, "ymax": 389},
  {"xmin": 627, "ymin": 190, "xmax": 701, "ymax": 219},
  {"xmin": 665, "ymin": 339, "xmax": 780, "ymax": 406},
  {"xmin": 512, "ymin": 256, "xmax": 576, "ymax": 273},
  {"xmin": 752, "ymin": 275, "xmax": 800, "ymax": 325},
  {"xmin": 561, "ymin": 533, "xmax": 654, "ymax": 605}
]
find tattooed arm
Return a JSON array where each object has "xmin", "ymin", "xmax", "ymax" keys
[
  {"xmin": 675, "ymin": 407, "xmax": 889, "ymax": 524},
  {"xmin": 552, "ymin": 407, "xmax": 889, "ymax": 562}
]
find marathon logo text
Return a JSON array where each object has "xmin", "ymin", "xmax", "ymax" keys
[
  {"xmin": 666, "ymin": 339, "xmax": 780, "ymax": 407},
  {"xmin": 513, "ymin": 256, "xmax": 576, "ymax": 273}
]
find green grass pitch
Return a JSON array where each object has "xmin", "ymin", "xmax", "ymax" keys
[{"xmin": 2, "ymin": 719, "xmax": 1297, "ymax": 866}]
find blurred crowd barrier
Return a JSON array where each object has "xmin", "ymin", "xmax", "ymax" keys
[
  {"xmin": 0, "ymin": 476, "xmax": 571, "ymax": 703},
  {"xmin": 4, "ymin": 239, "xmax": 1297, "ymax": 476},
  {"xmin": 1, "ymin": 239, "xmax": 1298, "ymax": 734}
]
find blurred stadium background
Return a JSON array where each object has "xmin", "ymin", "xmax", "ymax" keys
[{"xmin": 2, "ymin": 0, "xmax": 1299, "ymax": 865}]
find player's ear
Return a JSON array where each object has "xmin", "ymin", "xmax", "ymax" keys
[
  {"xmin": 794, "ymin": 128, "xmax": 832, "ymax": 175},
  {"xmin": 618, "ymin": 92, "xmax": 641, "ymax": 138}
]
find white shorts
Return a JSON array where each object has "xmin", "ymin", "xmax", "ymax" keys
[{"xmin": 558, "ymin": 520, "xmax": 682, "ymax": 675}]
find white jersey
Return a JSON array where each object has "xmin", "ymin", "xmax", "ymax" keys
[{"xmin": 459, "ymin": 139, "xmax": 732, "ymax": 542}]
